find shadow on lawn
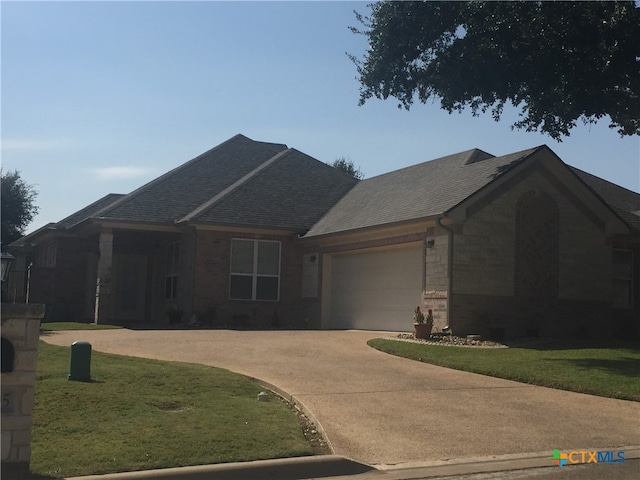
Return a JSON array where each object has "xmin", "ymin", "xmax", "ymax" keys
[
  {"xmin": 38, "ymin": 330, "xmax": 56, "ymax": 336},
  {"xmin": 548, "ymin": 356, "xmax": 640, "ymax": 377},
  {"xmin": 508, "ymin": 339, "xmax": 640, "ymax": 351}
]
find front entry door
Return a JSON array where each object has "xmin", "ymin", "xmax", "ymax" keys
[{"xmin": 115, "ymin": 255, "xmax": 148, "ymax": 323}]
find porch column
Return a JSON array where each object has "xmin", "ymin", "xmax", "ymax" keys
[{"xmin": 94, "ymin": 227, "xmax": 114, "ymax": 324}]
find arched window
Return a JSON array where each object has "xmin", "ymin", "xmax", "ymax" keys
[{"xmin": 515, "ymin": 190, "xmax": 559, "ymax": 303}]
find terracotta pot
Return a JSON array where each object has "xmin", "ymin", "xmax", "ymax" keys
[{"xmin": 414, "ymin": 323, "xmax": 433, "ymax": 339}]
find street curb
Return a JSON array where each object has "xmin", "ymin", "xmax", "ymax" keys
[
  {"xmin": 65, "ymin": 455, "xmax": 375, "ymax": 480},
  {"xmin": 249, "ymin": 376, "xmax": 335, "ymax": 454},
  {"xmin": 362, "ymin": 445, "xmax": 640, "ymax": 479},
  {"xmin": 57, "ymin": 446, "xmax": 640, "ymax": 480}
]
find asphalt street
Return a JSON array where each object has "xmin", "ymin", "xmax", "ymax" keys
[{"xmin": 410, "ymin": 458, "xmax": 640, "ymax": 480}]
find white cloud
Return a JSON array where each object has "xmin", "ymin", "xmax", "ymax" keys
[{"xmin": 92, "ymin": 166, "xmax": 154, "ymax": 180}]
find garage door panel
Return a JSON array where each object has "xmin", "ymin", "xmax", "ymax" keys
[{"xmin": 326, "ymin": 246, "xmax": 422, "ymax": 331}]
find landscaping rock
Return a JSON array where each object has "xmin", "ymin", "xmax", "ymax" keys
[{"xmin": 394, "ymin": 333, "xmax": 507, "ymax": 348}]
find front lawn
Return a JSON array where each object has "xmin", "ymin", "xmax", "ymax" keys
[
  {"xmin": 31, "ymin": 341, "xmax": 313, "ymax": 478},
  {"xmin": 368, "ymin": 339, "xmax": 640, "ymax": 401}
]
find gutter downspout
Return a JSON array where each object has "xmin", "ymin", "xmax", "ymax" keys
[{"xmin": 437, "ymin": 217, "xmax": 454, "ymax": 329}]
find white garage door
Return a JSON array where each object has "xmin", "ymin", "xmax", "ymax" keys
[{"xmin": 324, "ymin": 245, "xmax": 423, "ymax": 331}]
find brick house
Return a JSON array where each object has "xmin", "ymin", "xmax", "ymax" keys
[{"xmin": 9, "ymin": 135, "xmax": 640, "ymax": 339}]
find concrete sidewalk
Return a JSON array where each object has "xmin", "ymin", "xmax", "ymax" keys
[{"xmin": 42, "ymin": 329, "xmax": 640, "ymax": 468}]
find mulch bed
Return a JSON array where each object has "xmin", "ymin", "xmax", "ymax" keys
[{"xmin": 393, "ymin": 332, "xmax": 508, "ymax": 348}]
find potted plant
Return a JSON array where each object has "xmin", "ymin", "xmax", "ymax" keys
[{"xmin": 413, "ymin": 306, "xmax": 433, "ymax": 339}]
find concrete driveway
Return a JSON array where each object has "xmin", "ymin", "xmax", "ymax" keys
[{"xmin": 42, "ymin": 329, "xmax": 640, "ymax": 467}]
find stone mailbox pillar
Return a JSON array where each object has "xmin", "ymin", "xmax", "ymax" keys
[{"xmin": 1, "ymin": 304, "xmax": 45, "ymax": 479}]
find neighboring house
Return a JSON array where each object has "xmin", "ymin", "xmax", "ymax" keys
[{"xmin": 8, "ymin": 134, "xmax": 640, "ymax": 339}]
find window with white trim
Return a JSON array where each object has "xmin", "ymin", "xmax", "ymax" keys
[
  {"xmin": 165, "ymin": 242, "xmax": 179, "ymax": 300},
  {"xmin": 230, "ymin": 239, "xmax": 280, "ymax": 301},
  {"xmin": 612, "ymin": 249, "xmax": 633, "ymax": 309}
]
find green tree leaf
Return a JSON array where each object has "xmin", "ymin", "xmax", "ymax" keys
[
  {"xmin": 330, "ymin": 157, "xmax": 364, "ymax": 179},
  {"xmin": 351, "ymin": 1, "xmax": 640, "ymax": 140},
  {"xmin": 1, "ymin": 170, "xmax": 39, "ymax": 245}
]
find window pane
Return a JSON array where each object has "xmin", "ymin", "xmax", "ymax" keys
[
  {"xmin": 256, "ymin": 276, "xmax": 279, "ymax": 301},
  {"xmin": 166, "ymin": 243, "xmax": 179, "ymax": 275},
  {"xmin": 165, "ymin": 277, "xmax": 172, "ymax": 299},
  {"xmin": 166, "ymin": 247, "xmax": 172, "ymax": 275},
  {"xmin": 257, "ymin": 241, "xmax": 280, "ymax": 275},
  {"xmin": 230, "ymin": 275, "xmax": 253, "ymax": 299},
  {"xmin": 231, "ymin": 240, "xmax": 254, "ymax": 274},
  {"xmin": 165, "ymin": 276, "xmax": 178, "ymax": 300}
]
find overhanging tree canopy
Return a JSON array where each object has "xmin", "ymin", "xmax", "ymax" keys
[{"xmin": 350, "ymin": 1, "xmax": 640, "ymax": 140}]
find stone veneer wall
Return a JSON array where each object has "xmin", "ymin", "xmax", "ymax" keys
[
  {"xmin": 423, "ymin": 228, "xmax": 451, "ymax": 331},
  {"xmin": 450, "ymin": 294, "xmax": 612, "ymax": 339},
  {"xmin": 1, "ymin": 304, "xmax": 45, "ymax": 479},
  {"xmin": 425, "ymin": 232, "xmax": 450, "ymax": 291},
  {"xmin": 422, "ymin": 291, "xmax": 448, "ymax": 332},
  {"xmin": 451, "ymin": 168, "xmax": 612, "ymax": 338}
]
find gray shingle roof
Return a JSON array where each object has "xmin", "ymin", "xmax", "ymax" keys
[
  {"xmin": 570, "ymin": 167, "xmax": 640, "ymax": 233},
  {"xmin": 50, "ymin": 134, "xmax": 357, "ymax": 232},
  {"xmin": 55, "ymin": 193, "xmax": 126, "ymax": 229},
  {"xmin": 304, "ymin": 147, "xmax": 539, "ymax": 237},
  {"xmin": 190, "ymin": 149, "xmax": 358, "ymax": 231},
  {"xmin": 9, "ymin": 193, "xmax": 126, "ymax": 247},
  {"xmin": 98, "ymin": 134, "xmax": 288, "ymax": 224},
  {"xmin": 19, "ymin": 134, "xmax": 638, "ymax": 246}
]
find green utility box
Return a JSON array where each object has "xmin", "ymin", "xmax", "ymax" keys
[{"xmin": 69, "ymin": 340, "xmax": 92, "ymax": 382}]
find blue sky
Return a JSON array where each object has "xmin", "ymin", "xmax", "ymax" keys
[{"xmin": 2, "ymin": 1, "xmax": 639, "ymax": 235}]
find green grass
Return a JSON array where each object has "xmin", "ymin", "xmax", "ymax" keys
[
  {"xmin": 40, "ymin": 322, "xmax": 123, "ymax": 331},
  {"xmin": 368, "ymin": 339, "xmax": 640, "ymax": 401},
  {"xmin": 31, "ymin": 342, "xmax": 313, "ymax": 478}
]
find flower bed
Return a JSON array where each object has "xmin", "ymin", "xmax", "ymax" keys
[{"xmin": 394, "ymin": 332, "xmax": 507, "ymax": 348}]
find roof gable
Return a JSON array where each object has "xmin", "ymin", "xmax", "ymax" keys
[{"xmin": 304, "ymin": 147, "xmax": 537, "ymax": 237}]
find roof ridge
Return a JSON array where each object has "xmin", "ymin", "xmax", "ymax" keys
[
  {"xmin": 463, "ymin": 148, "xmax": 496, "ymax": 165},
  {"xmin": 97, "ymin": 134, "xmax": 254, "ymax": 218},
  {"xmin": 361, "ymin": 148, "xmax": 497, "ymax": 182},
  {"xmin": 178, "ymin": 148, "xmax": 293, "ymax": 223}
]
